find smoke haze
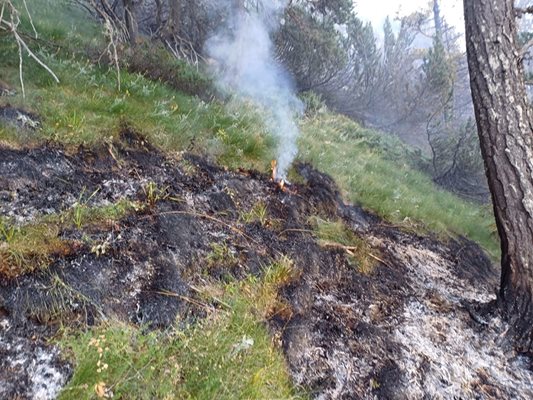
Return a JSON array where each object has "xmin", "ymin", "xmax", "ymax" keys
[{"xmin": 206, "ymin": 1, "xmax": 303, "ymax": 180}]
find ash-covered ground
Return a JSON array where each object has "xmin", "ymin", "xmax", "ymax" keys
[{"xmin": 0, "ymin": 130, "xmax": 531, "ymax": 399}]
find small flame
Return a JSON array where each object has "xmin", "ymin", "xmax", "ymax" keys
[
  {"xmin": 271, "ymin": 159, "xmax": 287, "ymax": 191},
  {"xmin": 271, "ymin": 159, "xmax": 278, "ymax": 182}
]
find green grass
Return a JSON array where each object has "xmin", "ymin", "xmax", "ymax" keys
[
  {"xmin": 0, "ymin": 1, "xmax": 502, "ymax": 398},
  {"xmin": 0, "ymin": 50, "xmax": 275, "ymax": 169},
  {"xmin": 240, "ymin": 201, "xmax": 269, "ymax": 226},
  {"xmin": 0, "ymin": 0, "xmax": 276, "ymax": 171},
  {"xmin": 299, "ymin": 113, "xmax": 499, "ymax": 259},
  {"xmin": 58, "ymin": 258, "xmax": 304, "ymax": 400},
  {"xmin": 0, "ymin": 216, "xmax": 70, "ymax": 278}
]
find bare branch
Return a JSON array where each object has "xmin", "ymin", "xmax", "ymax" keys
[
  {"xmin": 1, "ymin": 0, "xmax": 59, "ymax": 98},
  {"xmin": 22, "ymin": 0, "xmax": 37, "ymax": 38},
  {"xmin": 103, "ymin": 18, "xmax": 121, "ymax": 91},
  {"xmin": 0, "ymin": 3, "xmax": 5, "ymax": 27},
  {"xmin": 13, "ymin": 29, "xmax": 60, "ymax": 83},
  {"xmin": 16, "ymin": 22, "xmax": 25, "ymax": 97},
  {"xmin": 515, "ymin": 6, "xmax": 533, "ymax": 18},
  {"xmin": 521, "ymin": 37, "xmax": 533, "ymax": 57}
]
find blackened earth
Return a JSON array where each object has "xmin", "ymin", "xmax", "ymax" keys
[{"xmin": 1, "ymin": 130, "xmax": 530, "ymax": 399}]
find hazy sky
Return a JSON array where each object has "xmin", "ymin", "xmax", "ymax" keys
[{"xmin": 355, "ymin": 0, "xmax": 465, "ymax": 34}]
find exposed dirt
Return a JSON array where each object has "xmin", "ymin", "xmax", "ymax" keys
[{"xmin": 0, "ymin": 132, "xmax": 531, "ymax": 399}]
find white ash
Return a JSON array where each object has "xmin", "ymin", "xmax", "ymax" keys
[
  {"xmin": 388, "ymin": 241, "xmax": 533, "ymax": 399},
  {"xmin": 0, "ymin": 318, "xmax": 71, "ymax": 400}
]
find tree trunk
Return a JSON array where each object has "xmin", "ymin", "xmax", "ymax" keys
[
  {"xmin": 123, "ymin": 0, "xmax": 138, "ymax": 46},
  {"xmin": 154, "ymin": 0, "xmax": 163, "ymax": 31},
  {"xmin": 233, "ymin": 0, "xmax": 245, "ymax": 11},
  {"xmin": 168, "ymin": 0, "xmax": 179, "ymax": 35},
  {"xmin": 464, "ymin": 0, "xmax": 533, "ymax": 352},
  {"xmin": 433, "ymin": 0, "xmax": 443, "ymax": 39}
]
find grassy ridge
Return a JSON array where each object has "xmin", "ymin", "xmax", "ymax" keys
[
  {"xmin": 299, "ymin": 113, "xmax": 499, "ymax": 259},
  {"xmin": 1, "ymin": 1, "xmax": 275, "ymax": 171}
]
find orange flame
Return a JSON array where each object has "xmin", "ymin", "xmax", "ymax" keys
[{"xmin": 271, "ymin": 159, "xmax": 286, "ymax": 191}]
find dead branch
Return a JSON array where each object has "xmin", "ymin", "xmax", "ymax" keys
[
  {"xmin": 521, "ymin": 37, "xmax": 533, "ymax": 57},
  {"xmin": 164, "ymin": 33, "xmax": 206, "ymax": 67},
  {"xmin": 21, "ymin": 0, "xmax": 37, "ymax": 38},
  {"xmin": 150, "ymin": 289, "xmax": 213, "ymax": 311},
  {"xmin": 103, "ymin": 18, "xmax": 121, "ymax": 91},
  {"xmin": 319, "ymin": 240, "xmax": 393, "ymax": 268},
  {"xmin": 86, "ymin": 0, "xmax": 131, "ymax": 91},
  {"xmin": 515, "ymin": 6, "xmax": 533, "ymax": 18}
]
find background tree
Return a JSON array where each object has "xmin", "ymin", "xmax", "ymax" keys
[
  {"xmin": 465, "ymin": 0, "xmax": 533, "ymax": 352},
  {"xmin": 123, "ymin": 0, "xmax": 138, "ymax": 46},
  {"xmin": 275, "ymin": 0, "xmax": 352, "ymax": 92}
]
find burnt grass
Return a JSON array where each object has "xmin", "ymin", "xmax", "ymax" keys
[{"xmin": 0, "ymin": 129, "xmax": 500, "ymax": 399}]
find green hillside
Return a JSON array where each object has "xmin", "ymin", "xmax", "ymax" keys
[{"xmin": 0, "ymin": 1, "xmax": 499, "ymax": 397}]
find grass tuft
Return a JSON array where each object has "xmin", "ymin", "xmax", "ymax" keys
[
  {"xmin": 0, "ymin": 218, "xmax": 73, "ymax": 278},
  {"xmin": 0, "ymin": 200, "xmax": 137, "ymax": 279},
  {"xmin": 240, "ymin": 201, "xmax": 269, "ymax": 227},
  {"xmin": 310, "ymin": 217, "xmax": 377, "ymax": 274}
]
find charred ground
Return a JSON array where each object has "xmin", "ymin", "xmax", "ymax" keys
[{"xmin": 1, "ymin": 130, "xmax": 530, "ymax": 399}]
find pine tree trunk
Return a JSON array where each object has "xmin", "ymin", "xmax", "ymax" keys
[{"xmin": 464, "ymin": 0, "xmax": 533, "ymax": 352}]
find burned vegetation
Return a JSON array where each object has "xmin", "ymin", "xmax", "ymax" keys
[{"xmin": 0, "ymin": 130, "xmax": 531, "ymax": 399}]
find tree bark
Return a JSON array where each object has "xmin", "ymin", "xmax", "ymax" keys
[
  {"xmin": 123, "ymin": 0, "xmax": 138, "ymax": 46},
  {"xmin": 168, "ymin": 0, "xmax": 179, "ymax": 35},
  {"xmin": 464, "ymin": 0, "xmax": 533, "ymax": 352},
  {"xmin": 433, "ymin": 0, "xmax": 443, "ymax": 39},
  {"xmin": 154, "ymin": 0, "xmax": 163, "ymax": 30}
]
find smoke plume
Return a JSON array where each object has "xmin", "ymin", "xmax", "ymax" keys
[{"xmin": 206, "ymin": 0, "xmax": 303, "ymax": 180}]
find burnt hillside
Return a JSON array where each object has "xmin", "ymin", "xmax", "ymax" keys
[{"xmin": 1, "ymin": 132, "xmax": 530, "ymax": 399}]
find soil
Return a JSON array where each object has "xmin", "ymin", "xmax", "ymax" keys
[{"xmin": 1, "ymin": 130, "xmax": 531, "ymax": 399}]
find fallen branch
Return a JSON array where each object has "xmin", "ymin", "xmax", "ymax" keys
[
  {"xmin": 319, "ymin": 240, "xmax": 393, "ymax": 268},
  {"xmin": 150, "ymin": 289, "xmax": 216, "ymax": 311},
  {"xmin": 189, "ymin": 284, "xmax": 232, "ymax": 310},
  {"xmin": 367, "ymin": 252, "xmax": 393, "ymax": 269},
  {"xmin": 279, "ymin": 228, "xmax": 316, "ymax": 236}
]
